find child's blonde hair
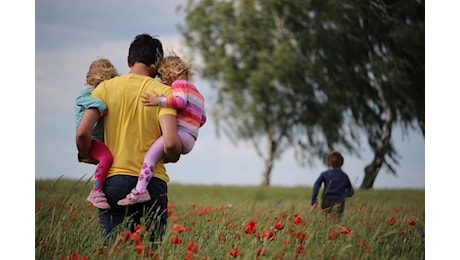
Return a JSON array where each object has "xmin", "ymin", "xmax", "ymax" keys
[
  {"xmin": 157, "ymin": 55, "xmax": 192, "ymax": 86},
  {"xmin": 86, "ymin": 58, "xmax": 118, "ymax": 88}
]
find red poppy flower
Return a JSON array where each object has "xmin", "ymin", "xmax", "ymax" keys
[
  {"xmin": 172, "ymin": 224, "xmax": 186, "ymax": 233},
  {"xmin": 184, "ymin": 252, "xmax": 193, "ymax": 260},
  {"xmin": 187, "ymin": 241, "xmax": 199, "ymax": 254},
  {"xmin": 134, "ymin": 244, "xmax": 145, "ymax": 254},
  {"xmin": 169, "ymin": 235, "xmax": 182, "ymax": 244},
  {"xmin": 119, "ymin": 230, "xmax": 131, "ymax": 242},
  {"xmin": 129, "ymin": 232, "xmax": 142, "ymax": 243},
  {"xmin": 244, "ymin": 220, "xmax": 257, "ymax": 234},
  {"xmin": 293, "ymin": 216, "xmax": 302, "ymax": 225},
  {"xmin": 262, "ymin": 230, "xmax": 275, "ymax": 240},
  {"xmin": 135, "ymin": 224, "xmax": 145, "ymax": 233},
  {"xmin": 69, "ymin": 252, "xmax": 80, "ymax": 260},
  {"xmin": 257, "ymin": 247, "xmax": 266, "ymax": 256},
  {"xmin": 230, "ymin": 247, "xmax": 239, "ymax": 257},
  {"xmin": 407, "ymin": 218, "xmax": 417, "ymax": 226},
  {"xmin": 328, "ymin": 231, "xmax": 340, "ymax": 240},
  {"xmin": 387, "ymin": 216, "xmax": 396, "ymax": 225},
  {"xmin": 171, "ymin": 214, "xmax": 180, "ymax": 221},
  {"xmin": 296, "ymin": 231, "xmax": 309, "ymax": 243},
  {"xmin": 274, "ymin": 221, "xmax": 284, "ymax": 230},
  {"xmin": 145, "ymin": 249, "xmax": 158, "ymax": 258},
  {"xmin": 340, "ymin": 226, "xmax": 351, "ymax": 235},
  {"xmin": 296, "ymin": 245, "xmax": 305, "ymax": 254}
]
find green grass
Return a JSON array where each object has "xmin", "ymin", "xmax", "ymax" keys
[{"xmin": 36, "ymin": 178, "xmax": 424, "ymax": 259}]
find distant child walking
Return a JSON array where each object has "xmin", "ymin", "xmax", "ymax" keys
[
  {"xmin": 75, "ymin": 58, "xmax": 118, "ymax": 209},
  {"xmin": 117, "ymin": 54, "xmax": 207, "ymax": 206},
  {"xmin": 311, "ymin": 151, "xmax": 354, "ymax": 220}
]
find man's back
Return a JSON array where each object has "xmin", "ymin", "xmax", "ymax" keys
[{"xmin": 92, "ymin": 73, "xmax": 176, "ymax": 182}]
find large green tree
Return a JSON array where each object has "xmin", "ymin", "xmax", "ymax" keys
[
  {"xmin": 298, "ymin": 0, "xmax": 425, "ymax": 188},
  {"xmin": 178, "ymin": 0, "xmax": 424, "ymax": 188}
]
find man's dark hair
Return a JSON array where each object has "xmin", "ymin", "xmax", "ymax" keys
[{"xmin": 128, "ymin": 33, "xmax": 164, "ymax": 70}]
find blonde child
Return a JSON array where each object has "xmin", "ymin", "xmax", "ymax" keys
[
  {"xmin": 75, "ymin": 58, "xmax": 118, "ymax": 209},
  {"xmin": 118, "ymin": 55, "xmax": 206, "ymax": 205}
]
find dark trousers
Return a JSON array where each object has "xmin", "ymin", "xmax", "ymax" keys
[
  {"xmin": 98, "ymin": 175, "xmax": 168, "ymax": 244},
  {"xmin": 321, "ymin": 198, "xmax": 345, "ymax": 217}
]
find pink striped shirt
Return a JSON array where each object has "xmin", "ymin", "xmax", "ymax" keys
[{"xmin": 158, "ymin": 79, "xmax": 206, "ymax": 139}]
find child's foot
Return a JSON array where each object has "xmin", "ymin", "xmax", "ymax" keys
[
  {"xmin": 117, "ymin": 189, "xmax": 151, "ymax": 206},
  {"xmin": 87, "ymin": 190, "xmax": 111, "ymax": 209}
]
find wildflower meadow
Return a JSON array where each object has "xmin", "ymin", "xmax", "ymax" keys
[{"xmin": 36, "ymin": 177, "xmax": 424, "ymax": 259}]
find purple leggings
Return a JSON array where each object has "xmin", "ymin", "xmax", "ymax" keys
[{"xmin": 135, "ymin": 130, "xmax": 195, "ymax": 192}]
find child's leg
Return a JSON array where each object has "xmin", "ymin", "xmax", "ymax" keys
[
  {"xmin": 118, "ymin": 132, "xmax": 195, "ymax": 206},
  {"xmin": 90, "ymin": 140, "xmax": 113, "ymax": 192},
  {"xmin": 86, "ymin": 140, "xmax": 112, "ymax": 209},
  {"xmin": 135, "ymin": 136, "xmax": 166, "ymax": 193},
  {"xmin": 178, "ymin": 130, "xmax": 196, "ymax": 155}
]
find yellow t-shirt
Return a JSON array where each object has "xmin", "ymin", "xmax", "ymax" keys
[{"xmin": 91, "ymin": 74, "xmax": 176, "ymax": 183}]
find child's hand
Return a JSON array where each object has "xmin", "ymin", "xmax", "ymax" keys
[
  {"xmin": 78, "ymin": 154, "xmax": 99, "ymax": 165},
  {"xmin": 141, "ymin": 91, "xmax": 160, "ymax": 106}
]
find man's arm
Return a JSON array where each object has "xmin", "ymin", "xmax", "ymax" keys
[
  {"xmin": 159, "ymin": 114, "xmax": 182, "ymax": 163},
  {"xmin": 76, "ymin": 108, "xmax": 100, "ymax": 159}
]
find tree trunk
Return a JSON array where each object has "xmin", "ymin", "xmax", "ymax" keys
[
  {"xmin": 360, "ymin": 117, "xmax": 393, "ymax": 189},
  {"xmin": 260, "ymin": 138, "xmax": 277, "ymax": 186},
  {"xmin": 260, "ymin": 158, "xmax": 273, "ymax": 186}
]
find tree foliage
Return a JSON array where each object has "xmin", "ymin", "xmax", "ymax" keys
[{"xmin": 178, "ymin": 0, "xmax": 424, "ymax": 187}]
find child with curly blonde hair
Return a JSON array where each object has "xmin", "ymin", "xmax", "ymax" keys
[
  {"xmin": 75, "ymin": 58, "xmax": 118, "ymax": 209},
  {"xmin": 118, "ymin": 54, "xmax": 207, "ymax": 205}
]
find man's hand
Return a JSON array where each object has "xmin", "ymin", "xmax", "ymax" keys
[
  {"xmin": 100, "ymin": 108, "xmax": 108, "ymax": 117},
  {"xmin": 141, "ymin": 91, "xmax": 160, "ymax": 106},
  {"xmin": 163, "ymin": 154, "xmax": 181, "ymax": 164},
  {"xmin": 159, "ymin": 114, "xmax": 182, "ymax": 163}
]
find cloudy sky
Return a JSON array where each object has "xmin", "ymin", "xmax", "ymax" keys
[{"xmin": 34, "ymin": 0, "xmax": 426, "ymax": 189}]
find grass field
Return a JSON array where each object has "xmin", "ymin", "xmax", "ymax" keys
[{"xmin": 35, "ymin": 178, "xmax": 425, "ymax": 259}]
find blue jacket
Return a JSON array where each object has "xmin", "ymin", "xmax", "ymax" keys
[
  {"xmin": 75, "ymin": 88, "xmax": 107, "ymax": 141},
  {"xmin": 311, "ymin": 168, "xmax": 353, "ymax": 205}
]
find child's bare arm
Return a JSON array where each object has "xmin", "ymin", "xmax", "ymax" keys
[{"xmin": 141, "ymin": 91, "xmax": 160, "ymax": 106}]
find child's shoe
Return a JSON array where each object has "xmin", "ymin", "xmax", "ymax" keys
[
  {"xmin": 87, "ymin": 190, "xmax": 111, "ymax": 209},
  {"xmin": 117, "ymin": 189, "xmax": 151, "ymax": 206}
]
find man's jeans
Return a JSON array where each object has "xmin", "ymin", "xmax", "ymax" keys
[{"xmin": 98, "ymin": 174, "xmax": 168, "ymax": 244}]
